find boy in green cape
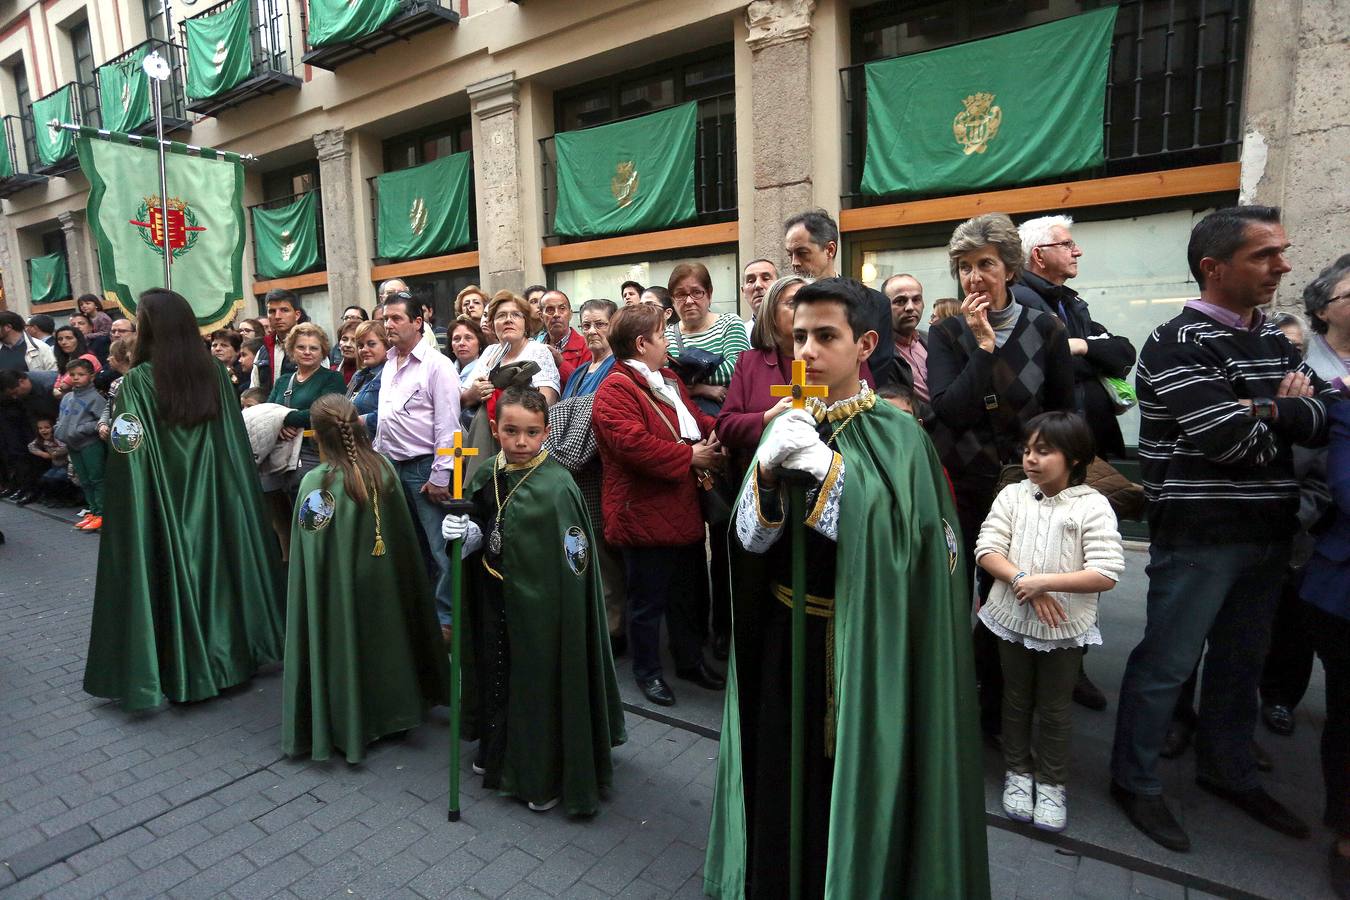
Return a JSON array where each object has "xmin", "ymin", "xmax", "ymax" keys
[
  {"xmin": 441, "ymin": 385, "xmax": 625, "ymax": 815},
  {"xmin": 704, "ymin": 278, "xmax": 989, "ymax": 898}
]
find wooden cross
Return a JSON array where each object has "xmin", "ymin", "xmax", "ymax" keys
[
  {"xmin": 770, "ymin": 359, "xmax": 828, "ymax": 410},
  {"xmin": 435, "ymin": 431, "xmax": 479, "ymax": 500}
]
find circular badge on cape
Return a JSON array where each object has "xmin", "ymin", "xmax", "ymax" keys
[
  {"xmin": 942, "ymin": 518, "xmax": 959, "ymax": 576},
  {"xmin": 298, "ymin": 489, "xmax": 336, "ymax": 533},
  {"xmin": 109, "ymin": 414, "xmax": 144, "ymax": 454},
  {"xmin": 564, "ymin": 526, "xmax": 589, "ymax": 576}
]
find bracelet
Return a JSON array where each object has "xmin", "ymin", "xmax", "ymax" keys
[{"xmin": 1011, "ymin": 571, "xmax": 1029, "ymax": 589}]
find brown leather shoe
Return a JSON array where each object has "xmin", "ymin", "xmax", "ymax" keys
[{"xmin": 441, "ymin": 624, "xmax": 453, "ymax": 647}]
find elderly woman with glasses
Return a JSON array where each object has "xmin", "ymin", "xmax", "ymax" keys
[
  {"xmin": 664, "ymin": 262, "xmax": 750, "ymax": 415},
  {"xmin": 463, "ymin": 290, "xmax": 561, "ymax": 422},
  {"xmin": 1303, "ymin": 256, "xmax": 1350, "ymax": 396}
]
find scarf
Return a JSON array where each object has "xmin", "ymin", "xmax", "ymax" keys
[
  {"xmin": 624, "ymin": 359, "xmax": 702, "ymax": 440},
  {"xmin": 988, "ymin": 299, "xmax": 1023, "ymax": 349}
]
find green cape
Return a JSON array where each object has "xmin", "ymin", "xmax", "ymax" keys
[
  {"xmin": 84, "ymin": 363, "xmax": 284, "ymax": 710},
  {"xmin": 705, "ymin": 401, "xmax": 990, "ymax": 898},
  {"xmin": 282, "ymin": 460, "xmax": 450, "ymax": 763},
  {"xmin": 463, "ymin": 452, "xmax": 626, "ymax": 815}
]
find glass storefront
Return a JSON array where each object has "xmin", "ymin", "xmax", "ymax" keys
[{"xmin": 552, "ymin": 251, "xmax": 741, "ymax": 319}]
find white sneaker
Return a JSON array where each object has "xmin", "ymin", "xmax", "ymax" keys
[
  {"xmin": 527, "ymin": 797, "xmax": 559, "ymax": 813},
  {"xmin": 1034, "ymin": 782, "xmax": 1067, "ymax": 832},
  {"xmin": 471, "ymin": 762, "xmax": 485, "ymax": 775},
  {"xmin": 1002, "ymin": 772, "xmax": 1034, "ymax": 823}
]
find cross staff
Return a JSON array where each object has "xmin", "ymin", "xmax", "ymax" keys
[
  {"xmin": 769, "ymin": 357, "xmax": 825, "ymax": 900},
  {"xmin": 435, "ymin": 431, "xmax": 477, "ymax": 822}
]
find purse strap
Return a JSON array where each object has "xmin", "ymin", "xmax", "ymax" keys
[{"xmin": 635, "ymin": 381, "xmax": 682, "ymax": 443}]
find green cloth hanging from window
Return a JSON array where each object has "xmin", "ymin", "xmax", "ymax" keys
[
  {"xmin": 184, "ymin": 0, "xmax": 253, "ymax": 102},
  {"xmin": 376, "ymin": 152, "xmax": 471, "ymax": 260},
  {"xmin": 860, "ymin": 7, "xmax": 1118, "ymax": 197},
  {"xmin": 0, "ymin": 123, "xmax": 12, "ymax": 179},
  {"xmin": 29, "ymin": 253, "xmax": 70, "ymax": 304},
  {"xmin": 31, "ymin": 85, "xmax": 76, "ymax": 166},
  {"xmin": 306, "ymin": 0, "xmax": 402, "ymax": 48},
  {"xmin": 98, "ymin": 46, "xmax": 152, "ymax": 133},
  {"xmin": 553, "ymin": 102, "xmax": 697, "ymax": 239},
  {"xmin": 253, "ymin": 192, "xmax": 321, "ymax": 278}
]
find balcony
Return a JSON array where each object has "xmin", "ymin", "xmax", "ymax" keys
[
  {"xmin": 0, "ymin": 115, "xmax": 47, "ymax": 197},
  {"xmin": 183, "ymin": 0, "xmax": 301, "ymax": 118},
  {"xmin": 301, "ymin": 0, "xmax": 460, "ymax": 72},
  {"xmin": 28, "ymin": 80, "xmax": 96, "ymax": 177},
  {"xmin": 95, "ymin": 38, "xmax": 190, "ymax": 137},
  {"xmin": 365, "ymin": 153, "xmax": 477, "ymax": 265},
  {"xmin": 247, "ymin": 188, "xmax": 326, "ymax": 280},
  {"xmin": 539, "ymin": 91, "xmax": 737, "ymax": 244}
]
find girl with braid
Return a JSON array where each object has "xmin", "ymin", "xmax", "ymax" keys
[{"xmin": 281, "ymin": 394, "xmax": 448, "ymax": 763}]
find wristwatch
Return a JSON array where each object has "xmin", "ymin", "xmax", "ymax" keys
[{"xmin": 1250, "ymin": 397, "xmax": 1277, "ymax": 421}]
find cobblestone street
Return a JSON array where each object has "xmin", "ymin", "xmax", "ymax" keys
[{"xmin": 0, "ymin": 500, "xmax": 1308, "ymax": 898}]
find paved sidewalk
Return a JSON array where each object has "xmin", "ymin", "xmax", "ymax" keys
[{"xmin": 0, "ymin": 500, "xmax": 1285, "ymax": 898}]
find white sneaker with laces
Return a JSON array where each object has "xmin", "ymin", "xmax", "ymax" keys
[
  {"xmin": 1034, "ymin": 782, "xmax": 1067, "ymax": 832},
  {"xmin": 527, "ymin": 797, "xmax": 559, "ymax": 812},
  {"xmin": 1002, "ymin": 772, "xmax": 1034, "ymax": 823}
]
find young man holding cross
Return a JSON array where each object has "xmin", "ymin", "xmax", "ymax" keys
[{"xmin": 704, "ymin": 277, "xmax": 989, "ymax": 898}]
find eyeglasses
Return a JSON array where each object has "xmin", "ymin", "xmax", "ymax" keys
[
  {"xmin": 579, "ymin": 320, "xmax": 610, "ymax": 332},
  {"xmin": 494, "ymin": 310, "xmax": 526, "ymax": 322},
  {"xmin": 1036, "ymin": 239, "xmax": 1079, "ymax": 252},
  {"xmin": 1328, "ymin": 292, "xmax": 1350, "ymax": 305},
  {"xmin": 673, "ymin": 289, "xmax": 708, "ymax": 302}
]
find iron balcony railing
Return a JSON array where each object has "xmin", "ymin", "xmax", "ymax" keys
[
  {"xmin": 539, "ymin": 91, "xmax": 737, "ymax": 243},
  {"xmin": 96, "ymin": 37, "xmax": 190, "ymax": 136},
  {"xmin": 839, "ymin": 0, "xmax": 1246, "ymax": 207},
  {"xmin": 301, "ymin": 0, "xmax": 460, "ymax": 71},
  {"xmin": 182, "ymin": 0, "xmax": 301, "ymax": 116},
  {"xmin": 27, "ymin": 80, "xmax": 98, "ymax": 174},
  {"xmin": 247, "ymin": 188, "xmax": 326, "ymax": 279},
  {"xmin": 0, "ymin": 115, "xmax": 47, "ymax": 196},
  {"xmin": 366, "ymin": 153, "xmax": 478, "ymax": 264}
]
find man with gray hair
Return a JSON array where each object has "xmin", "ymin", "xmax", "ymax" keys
[{"xmin": 1013, "ymin": 215, "xmax": 1136, "ymax": 460}]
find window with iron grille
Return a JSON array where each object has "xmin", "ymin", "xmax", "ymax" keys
[
  {"xmin": 70, "ymin": 20, "xmax": 99, "ymax": 127},
  {"xmin": 844, "ymin": 0, "xmax": 1246, "ymax": 204},
  {"xmin": 12, "ymin": 62, "xmax": 36, "ymax": 167},
  {"xmin": 382, "ymin": 117, "xmax": 472, "ymax": 173},
  {"xmin": 262, "ymin": 161, "xmax": 319, "ymax": 202}
]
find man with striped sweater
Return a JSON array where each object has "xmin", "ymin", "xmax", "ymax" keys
[{"xmin": 1111, "ymin": 206, "xmax": 1339, "ymax": 852}]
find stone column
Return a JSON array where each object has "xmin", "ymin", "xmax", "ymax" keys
[
  {"xmin": 745, "ymin": 0, "xmax": 818, "ymax": 266},
  {"xmin": 59, "ymin": 210, "xmax": 99, "ymax": 300},
  {"xmin": 0, "ymin": 221, "xmax": 28, "ymax": 314},
  {"xmin": 468, "ymin": 72, "xmax": 525, "ymax": 295},
  {"xmin": 313, "ymin": 127, "xmax": 361, "ymax": 326}
]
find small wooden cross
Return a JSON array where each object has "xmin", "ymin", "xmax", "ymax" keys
[
  {"xmin": 770, "ymin": 359, "xmax": 828, "ymax": 410},
  {"xmin": 435, "ymin": 431, "xmax": 479, "ymax": 500}
]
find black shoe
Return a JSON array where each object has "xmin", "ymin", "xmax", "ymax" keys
[
  {"xmin": 610, "ymin": 633, "xmax": 627, "ymax": 659},
  {"xmin": 675, "ymin": 660, "xmax": 726, "ymax": 691},
  {"xmin": 1253, "ymin": 740, "xmax": 1273, "ymax": 773},
  {"xmin": 1073, "ymin": 668, "xmax": 1108, "ymax": 711},
  {"xmin": 1195, "ymin": 779, "xmax": 1309, "ymax": 839},
  {"xmin": 1330, "ymin": 843, "xmax": 1350, "ymax": 900},
  {"xmin": 1110, "ymin": 782, "xmax": 1191, "ymax": 852},
  {"xmin": 711, "ymin": 633, "xmax": 730, "ymax": 662},
  {"xmin": 1160, "ymin": 718, "xmax": 1194, "ymax": 759},
  {"xmin": 14, "ymin": 490, "xmax": 38, "ymax": 507},
  {"xmin": 1262, "ymin": 702, "xmax": 1295, "ymax": 736},
  {"xmin": 638, "ymin": 676, "xmax": 675, "ymax": 706},
  {"xmin": 0, "ymin": 486, "xmax": 17, "ymax": 499}
]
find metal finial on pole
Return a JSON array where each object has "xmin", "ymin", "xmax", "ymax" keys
[{"xmin": 143, "ymin": 51, "xmax": 172, "ymax": 290}]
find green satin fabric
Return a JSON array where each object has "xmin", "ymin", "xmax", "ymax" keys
[
  {"xmin": 84, "ymin": 363, "xmax": 285, "ymax": 711},
  {"xmin": 462, "ymin": 452, "xmax": 627, "ymax": 816},
  {"xmin": 705, "ymin": 401, "xmax": 990, "ymax": 899},
  {"xmin": 281, "ymin": 460, "xmax": 449, "ymax": 763}
]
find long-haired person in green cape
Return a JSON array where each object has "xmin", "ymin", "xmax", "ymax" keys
[
  {"xmin": 84, "ymin": 289, "xmax": 284, "ymax": 710},
  {"xmin": 281, "ymin": 394, "xmax": 449, "ymax": 763},
  {"xmin": 704, "ymin": 278, "xmax": 989, "ymax": 898}
]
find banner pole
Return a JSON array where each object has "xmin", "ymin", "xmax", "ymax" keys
[
  {"xmin": 57, "ymin": 123, "xmax": 257, "ymax": 161},
  {"xmin": 150, "ymin": 74, "xmax": 171, "ymax": 291}
]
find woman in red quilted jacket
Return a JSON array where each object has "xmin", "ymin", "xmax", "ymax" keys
[{"xmin": 593, "ymin": 304, "xmax": 728, "ymax": 708}]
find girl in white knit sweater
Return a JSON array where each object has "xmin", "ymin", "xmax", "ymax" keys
[{"xmin": 976, "ymin": 411, "xmax": 1124, "ymax": 833}]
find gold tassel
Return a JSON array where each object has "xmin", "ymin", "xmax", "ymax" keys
[
  {"xmin": 371, "ymin": 485, "xmax": 387, "ymax": 557},
  {"xmin": 824, "ymin": 617, "xmax": 836, "ymax": 759}
]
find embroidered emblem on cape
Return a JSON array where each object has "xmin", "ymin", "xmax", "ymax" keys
[
  {"xmin": 109, "ymin": 414, "xmax": 144, "ymax": 454},
  {"xmin": 942, "ymin": 518, "xmax": 959, "ymax": 575},
  {"xmin": 564, "ymin": 525, "xmax": 589, "ymax": 576},
  {"xmin": 953, "ymin": 92, "xmax": 1002, "ymax": 155},
  {"xmin": 298, "ymin": 489, "xmax": 336, "ymax": 533}
]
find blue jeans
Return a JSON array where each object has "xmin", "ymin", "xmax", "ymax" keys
[
  {"xmin": 1111, "ymin": 540, "xmax": 1289, "ymax": 795},
  {"xmin": 391, "ymin": 455, "xmax": 454, "ymax": 627}
]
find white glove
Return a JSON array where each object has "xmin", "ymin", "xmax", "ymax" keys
[
  {"xmin": 441, "ymin": 514, "xmax": 483, "ymax": 557},
  {"xmin": 780, "ymin": 441, "xmax": 835, "ymax": 483},
  {"xmin": 756, "ymin": 409, "xmax": 820, "ymax": 471}
]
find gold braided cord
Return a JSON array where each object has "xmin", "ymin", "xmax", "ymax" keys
[{"xmin": 371, "ymin": 484, "xmax": 386, "ymax": 557}]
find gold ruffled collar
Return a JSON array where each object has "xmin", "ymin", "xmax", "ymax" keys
[
  {"xmin": 496, "ymin": 449, "xmax": 549, "ymax": 472},
  {"xmin": 807, "ymin": 383, "xmax": 876, "ymax": 423}
]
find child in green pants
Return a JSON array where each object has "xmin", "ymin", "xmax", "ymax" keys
[{"xmin": 54, "ymin": 358, "xmax": 108, "ymax": 532}]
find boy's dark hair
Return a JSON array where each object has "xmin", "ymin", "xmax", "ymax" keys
[
  {"xmin": 497, "ymin": 385, "xmax": 549, "ymax": 419},
  {"xmin": 619, "ymin": 279, "xmax": 644, "ymax": 296},
  {"xmin": 1187, "ymin": 206, "xmax": 1281, "ymax": 289},
  {"xmin": 65, "ymin": 358, "xmax": 95, "ymax": 375},
  {"xmin": 1023, "ymin": 411, "xmax": 1095, "ymax": 486},
  {"xmin": 241, "ymin": 387, "xmax": 268, "ymax": 404},
  {"xmin": 878, "ymin": 381, "xmax": 917, "ymax": 407},
  {"xmin": 791, "ymin": 277, "xmax": 876, "ymax": 341}
]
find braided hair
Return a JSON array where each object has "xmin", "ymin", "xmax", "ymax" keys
[{"xmin": 308, "ymin": 394, "xmax": 389, "ymax": 555}]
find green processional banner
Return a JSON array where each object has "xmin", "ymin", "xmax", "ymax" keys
[
  {"xmin": 76, "ymin": 128, "xmax": 246, "ymax": 330},
  {"xmin": 376, "ymin": 151, "xmax": 471, "ymax": 260},
  {"xmin": 184, "ymin": 0, "xmax": 253, "ymax": 102},
  {"xmin": 553, "ymin": 102, "xmax": 697, "ymax": 238},
  {"xmin": 860, "ymin": 7, "xmax": 1118, "ymax": 197},
  {"xmin": 306, "ymin": 0, "xmax": 401, "ymax": 48},
  {"xmin": 0, "ymin": 123, "xmax": 12, "ymax": 178},
  {"xmin": 29, "ymin": 253, "xmax": 69, "ymax": 304},
  {"xmin": 98, "ymin": 46, "xmax": 152, "ymax": 134},
  {"xmin": 32, "ymin": 85, "xmax": 76, "ymax": 166},
  {"xmin": 253, "ymin": 191, "xmax": 320, "ymax": 278}
]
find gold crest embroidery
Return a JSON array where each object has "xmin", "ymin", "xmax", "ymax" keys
[
  {"xmin": 611, "ymin": 161, "xmax": 639, "ymax": 208},
  {"xmin": 953, "ymin": 92, "xmax": 1003, "ymax": 155}
]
